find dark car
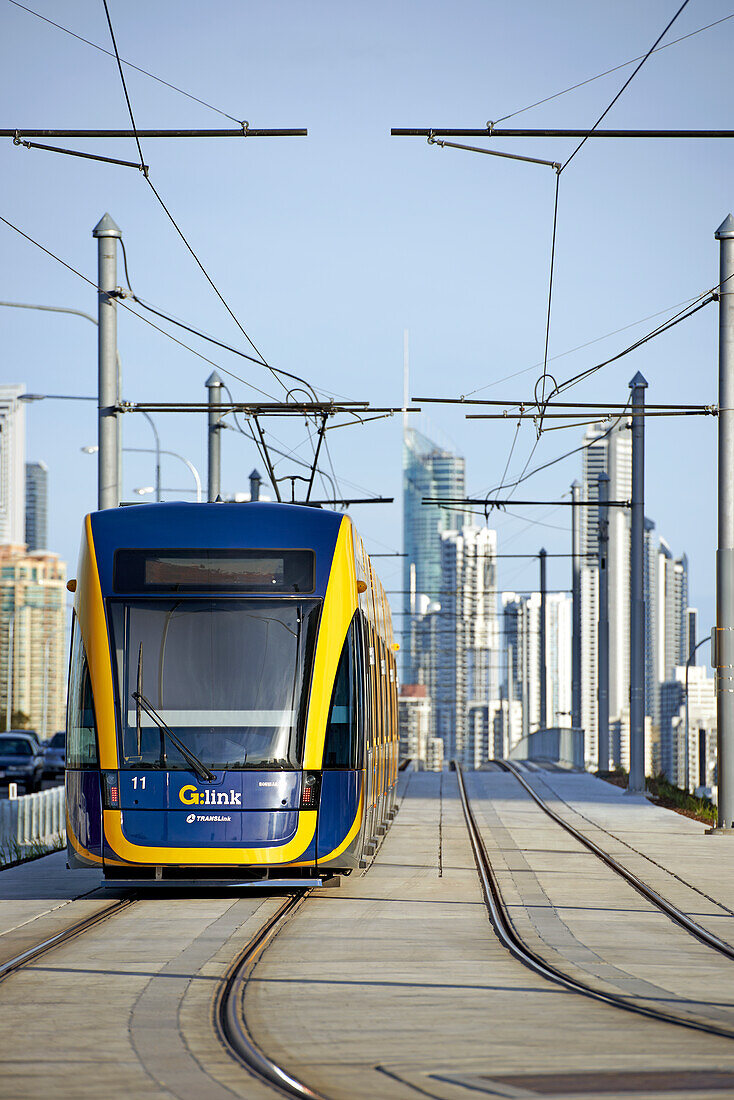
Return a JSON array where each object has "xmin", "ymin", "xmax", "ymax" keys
[
  {"xmin": 42, "ymin": 731, "xmax": 65, "ymax": 780},
  {"xmin": 5, "ymin": 729, "xmax": 41, "ymax": 751},
  {"xmin": 0, "ymin": 733, "xmax": 44, "ymax": 793}
]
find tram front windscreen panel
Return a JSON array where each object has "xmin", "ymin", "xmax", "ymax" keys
[{"xmin": 108, "ymin": 600, "xmax": 319, "ymax": 771}]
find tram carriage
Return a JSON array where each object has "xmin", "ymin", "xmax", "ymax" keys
[{"xmin": 65, "ymin": 501, "xmax": 398, "ymax": 881}]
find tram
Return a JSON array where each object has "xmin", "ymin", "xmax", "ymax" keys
[{"xmin": 65, "ymin": 501, "xmax": 399, "ymax": 881}]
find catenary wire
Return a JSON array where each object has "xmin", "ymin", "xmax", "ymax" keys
[
  {"xmin": 532, "ymin": 0, "xmax": 691, "ymax": 441},
  {"xmin": 562, "ymin": 0, "xmax": 692, "ymax": 172},
  {"xmin": 551, "ymin": 294, "xmax": 715, "ymax": 399},
  {"xmin": 493, "ymin": 12, "xmax": 734, "ymax": 124},
  {"xmin": 7, "ymin": 0, "xmax": 242, "ymax": 122},
  {"xmin": 100, "ymin": 0, "xmax": 319, "ymax": 404},
  {"xmin": 480, "ymin": 400, "xmax": 631, "ymax": 498},
  {"xmin": 462, "ymin": 290, "xmax": 713, "ymax": 398},
  {"xmin": 0, "ymin": 212, "xmax": 262, "ymax": 386}
]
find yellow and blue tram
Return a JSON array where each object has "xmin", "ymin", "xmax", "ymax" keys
[{"xmin": 65, "ymin": 501, "xmax": 398, "ymax": 881}]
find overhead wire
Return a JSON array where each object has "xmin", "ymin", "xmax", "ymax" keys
[
  {"xmin": 0, "ymin": 212, "xmax": 267, "ymax": 386},
  {"xmin": 562, "ymin": 0, "xmax": 692, "ymax": 172},
  {"xmin": 493, "ymin": 11, "xmax": 734, "ymax": 123},
  {"xmin": 531, "ymin": 0, "xmax": 691, "ymax": 437},
  {"xmin": 462, "ymin": 290, "xmax": 713, "ymax": 399},
  {"xmin": 7, "ymin": 0, "xmax": 242, "ymax": 123},
  {"xmin": 480, "ymin": 399, "xmax": 632, "ymax": 498},
  {"xmin": 100, "ymin": 0, "xmax": 320, "ymax": 404}
]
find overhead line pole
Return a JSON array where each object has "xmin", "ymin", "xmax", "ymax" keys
[
  {"xmin": 597, "ymin": 473, "xmax": 610, "ymax": 773},
  {"xmin": 628, "ymin": 372, "xmax": 648, "ymax": 795},
  {"xmin": 539, "ymin": 548, "xmax": 547, "ymax": 730},
  {"xmin": 206, "ymin": 371, "xmax": 222, "ymax": 502},
  {"xmin": 571, "ymin": 481, "xmax": 582, "ymax": 731},
  {"xmin": 714, "ymin": 214, "xmax": 734, "ymax": 831},
  {"xmin": 92, "ymin": 213, "xmax": 121, "ymax": 510}
]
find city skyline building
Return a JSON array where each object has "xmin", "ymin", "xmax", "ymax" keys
[
  {"xmin": 0, "ymin": 545, "xmax": 66, "ymax": 736},
  {"xmin": 0, "ymin": 385, "xmax": 26, "ymax": 547},
  {"xmin": 403, "ymin": 426, "xmax": 465, "ymax": 683},
  {"xmin": 25, "ymin": 460, "xmax": 48, "ymax": 552},
  {"xmin": 502, "ymin": 590, "xmax": 572, "ymax": 742},
  {"xmin": 434, "ymin": 524, "xmax": 499, "ymax": 762}
]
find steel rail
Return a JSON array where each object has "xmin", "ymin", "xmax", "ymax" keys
[
  {"xmin": 0, "ymin": 893, "xmax": 137, "ymax": 982},
  {"xmin": 215, "ymin": 890, "xmax": 326, "ymax": 1100},
  {"xmin": 455, "ymin": 762, "xmax": 734, "ymax": 1040},
  {"xmin": 497, "ymin": 760, "xmax": 734, "ymax": 961}
]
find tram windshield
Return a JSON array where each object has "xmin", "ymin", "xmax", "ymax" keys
[{"xmin": 109, "ymin": 599, "xmax": 320, "ymax": 770}]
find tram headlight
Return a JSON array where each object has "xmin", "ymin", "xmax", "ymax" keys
[
  {"xmin": 300, "ymin": 771, "xmax": 321, "ymax": 809},
  {"xmin": 102, "ymin": 770, "xmax": 120, "ymax": 809}
]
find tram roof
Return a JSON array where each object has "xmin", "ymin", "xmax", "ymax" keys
[{"xmin": 88, "ymin": 501, "xmax": 346, "ymax": 598}]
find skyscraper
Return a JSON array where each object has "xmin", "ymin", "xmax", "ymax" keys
[
  {"xmin": 579, "ymin": 419, "xmax": 631, "ymax": 768},
  {"xmin": 25, "ymin": 461, "xmax": 48, "ymax": 551},
  {"xmin": 0, "ymin": 546, "xmax": 67, "ymax": 735},
  {"xmin": 0, "ymin": 385, "xmax": 26, "ymax": 546},
  {"xmin": 434, "ymin": 525, "xmax": 498, "ymax": 761},
  {"xmin": 502, "ymin": 590, "xmax": 572, "ymax": 740},
  {"xmin": 403, "ymin": 426, "xmax": 465, "ymax": 682}
]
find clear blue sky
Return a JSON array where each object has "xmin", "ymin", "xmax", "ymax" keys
[{"xmin": 1, "ymin": 0, "xmax": 731, "ymax": 639}]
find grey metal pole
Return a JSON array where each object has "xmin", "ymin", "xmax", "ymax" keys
[
  {"xmin": 206, "ymin": 371, "xmax": 222, "ymax": 502},
  {"xmin": 539, "ymin": 548, "xmax": 547, "ymax": 729},
  {"xmin": 571, "ymin": 480, "xmax": 582, "ymax": 729},
  {"xmin": 249, "ymin": 468, "xmax": 262, "ymax": 501},
  {"xmin": 628, "ymin": 372, "xmax": 648, "ymax": 794},
  {"xmin": 715, "ymin": 214, "xmax": 734, "ymax": 829},
  {"xmin": 597, "ymin": 472, "xmax": 610, "ymax": 773},
  {"xmin": 92, "ymin": 214, "xmax": 122, "ymax": 510}
]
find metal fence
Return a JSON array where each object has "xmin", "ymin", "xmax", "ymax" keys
[{"xmin": 0, "ymin": 786, "xmax": 65, "ymax": 862}]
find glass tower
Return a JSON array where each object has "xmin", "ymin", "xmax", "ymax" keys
[
  {"xmin": 402, "ymin": 427, "xmax": 465, "ymax": 682},
  {"xmin": 25, "ymin": 461, "xmax": 48, "ymax": 552}
]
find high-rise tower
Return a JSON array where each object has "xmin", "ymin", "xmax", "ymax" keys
[
  {"xmin": 25, "ymin": 461, "xmax": 48, "ymax": 552},
  {"xmin": 0, "ymin": 386, "xmax": 26, "ymax": 546},
  {"xmin": 402, "ymin": 426, "xmax": 465, "ymax": 682}
]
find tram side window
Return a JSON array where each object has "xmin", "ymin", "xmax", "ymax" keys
[
  {"xmin": 323, "ymin": 621, "xmax": 360, "ymax": 769},
  {"xmin": 67, "ymin": 622, "xmax": 99, "ymax": 769}
]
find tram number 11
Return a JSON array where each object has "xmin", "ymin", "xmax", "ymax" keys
[{"xmin": 132, "ymin": 776, "xmax": 147, "ymax": 790}]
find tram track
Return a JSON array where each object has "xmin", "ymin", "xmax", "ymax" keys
[
  {"xmin": 0, "ymin": 891, "xmax": 138, "ymax": 984},
  {"xmin": 456, "ymin": 762, "xmax": 734, "ymax": 1042},
  {"xmin": 496, "ymin": 759, "xmax": 734, "ymax": 959},
  {"xmin": 214, "ymin": 887, "xmax": 328, "ymax": 1100}
]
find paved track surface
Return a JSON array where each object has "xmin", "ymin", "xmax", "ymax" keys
[
  {"xmin": 244, "ymin": 770, "xmax": 734, "ymax": 1099},
  {"xmin": 2, "ymin": 772, "xmax": 734, "ymax": 1098}
]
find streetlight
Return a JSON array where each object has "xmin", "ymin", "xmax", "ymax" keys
[
  {"xmin": 81, "ymin": 446, "xmax": 202, "ymax": 502},
  {"xmin": 2, "ymin": 299, "xmax": 162, "ymax": 501}
]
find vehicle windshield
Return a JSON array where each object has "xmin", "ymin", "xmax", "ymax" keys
[
  {"xmin": 109, "ymin": 599, "xmax": 320, "ymax": 770},
  {"xmin": 48, "ymin": 732, "xmax": 66, "ymax": 749},
  {"xmin": 0, "ymin": 739, "xmax": 32, "ymax": 756}
]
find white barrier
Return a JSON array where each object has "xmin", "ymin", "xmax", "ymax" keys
[{"xmin": 0, "ymin": 786, "xmax": 65, "ymax": 862}]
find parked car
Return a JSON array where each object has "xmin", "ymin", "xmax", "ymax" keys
[
  {"xmin": 42, "ymin": 731, "xmax": 65, "ymax": 780},
  {"xmin": 0, "ymin": 733, "xmax": 44, "ymax": 793},
  {"xmin": 5, "ymin": 728, "xmax": 41, "ymax": 751}
]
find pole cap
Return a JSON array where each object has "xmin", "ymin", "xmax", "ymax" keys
[
  {"xmin": 92, "ymin": 213, "xmax": 122, "ymax": 239},
  {"xmin": 249, "ymin": 468, "xmax": 262, "ymax": 482},
  {"xmin": 715, "ymin": 214, "xmax": 734, "ymax": 240},
  {"xmin": 205, "ymin": 371, "xmax": 223, "ymax": 388},
  {"xmin": 629, "ymin": 370, "xmax": 648, "ymax": 389}
]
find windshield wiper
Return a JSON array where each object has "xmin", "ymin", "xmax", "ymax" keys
[{"xmin": 131, "ymin": 691, "xmax": 216, "ymax": 782}]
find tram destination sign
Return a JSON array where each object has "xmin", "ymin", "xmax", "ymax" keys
[{"xmin": 113, "ymin": 548, "xmax": 315, "ymax": 593}]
